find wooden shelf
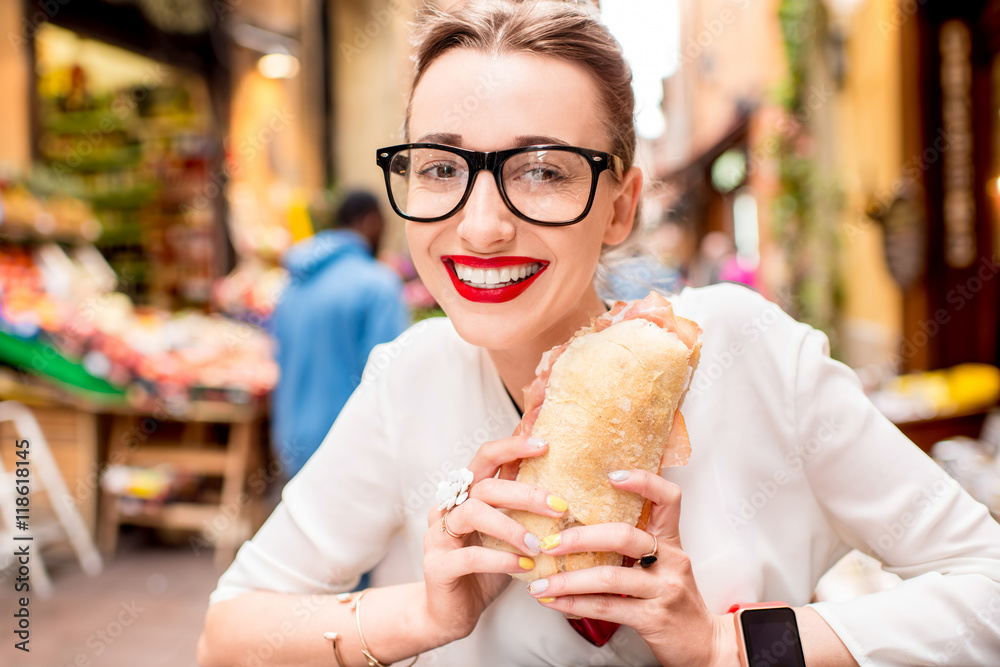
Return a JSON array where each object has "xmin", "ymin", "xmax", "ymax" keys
[{"xmin": 98, "ymin": 403, "xmax": 267, "ymax": 570}]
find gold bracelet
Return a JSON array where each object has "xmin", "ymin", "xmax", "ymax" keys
[
  {"xmin": 322, "ymin": 631, "xmax": 348, "ymax": 667},
  {"xmin": 354, "ymin": 589, "xmax": 419, "ymax": 667}
]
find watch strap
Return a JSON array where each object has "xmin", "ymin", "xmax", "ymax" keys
[{"xmin": 727, "ymin": 601, "xmax": 789, "ymax": 613}]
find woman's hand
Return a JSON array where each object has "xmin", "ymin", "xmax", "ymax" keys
[
  {"xmin": 421, "ymin": 434, "xmax": 568, "ymax": 644},
  {"xmin": 525, "ymin": 469, "xmax": 737, "ymax": 667}
]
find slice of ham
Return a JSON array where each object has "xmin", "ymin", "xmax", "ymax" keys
[{"xmin": 517, "ymin": 291, "xmax": 700, "ymax": 468}]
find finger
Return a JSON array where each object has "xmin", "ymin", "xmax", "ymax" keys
[
  {"xmin": 536, "ymin": 592, "xmax": 640, "ymax": 627},
  {"xmin": 470, "ymin": 477, "xmax": 568, "ymax": 518},
  {"xmin": 608, "ymin": 469, "xmax": 682, "ymax": 547},
  {"xmin": 433, "ymin": 545, "xmax": 538, "ymax": 579},
  {"xmin": 441, "ymin": 499, "xmax": 543, "ymax": 555},
  {"xmin": 536, "ymin": 522, "xmax": 656, "ymax": 560},
  {"xmin": 527, "ymin": 565, "xmax": 655, "ymax": 601},
  {"xmin": 467, "ymin": 435, "xmax": 548, "ymax": 483}
]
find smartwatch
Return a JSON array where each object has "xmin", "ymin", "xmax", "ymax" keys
[{"xmin": 728, "ymin": 602, "xmax": 807, "ymax": 667}]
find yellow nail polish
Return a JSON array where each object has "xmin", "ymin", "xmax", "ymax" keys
[
  {"xmin": 519, "ymin": 557, "xmax": 535, "ymax": 570},
  {"xmin": 546, "ymin": 495, "xmax": 569, "ymax": 512},
  {"xmin": 540, "ymin": 534, "xmax": 561, "ymax": 551},
  {"xmin": 538, "ymin": 597, "xmax": 556, "ymax": 604}
]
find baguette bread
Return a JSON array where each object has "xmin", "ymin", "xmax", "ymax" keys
[{"xmin": 480, "ymin": 291, "xmax": 701, "ymax": 582}]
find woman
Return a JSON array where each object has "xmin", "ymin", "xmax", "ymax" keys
[{"xmin": 198, "ymin": 2, "xmax": 1000, "ymax": 665}]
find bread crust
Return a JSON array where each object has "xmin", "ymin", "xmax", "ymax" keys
[{"xmin": 481, "ymin": 317, "xmax": 695, "ymax": 581}]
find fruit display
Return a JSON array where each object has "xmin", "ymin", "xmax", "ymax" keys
[
  {"xmin": 212, "ymin": 259, "xmax": 288, "ymax": 322},
  {"xmin": 0, "ymin": 241, "xmax": 277, "ymax": 406},
  {"xmin": 0, "ymin": 174, "xmax": 102, "ymax": 242}
]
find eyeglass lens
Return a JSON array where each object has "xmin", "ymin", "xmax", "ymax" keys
[{"xmin": 387, "ymin": 147, "xmax": 594, "ymax": 223}]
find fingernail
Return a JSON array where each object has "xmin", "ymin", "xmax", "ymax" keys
[
  {"xmin": 519, "ymin": 557, "xmax": 535, "ymax": 571},
  {"xmin": 608, "ymin": 470, "xmax": 629, "ymax": 481},
  {"xmin": 546, "ymin": 495, "xmax": 568, "ymax": 512},
  {"xmin": 528, "ymin": 578, "xmax": 549, "ymax": 595},
  {"xmin": 527, "ymin": 437, "xmax": 547, "ymax": 448},
  {"xmin": 538, "ymin": 597, "xmax": 556, "ymax": 604},
  {"xmin": 524, "ymin": 533, "xmax": 541, "ymax": 555},
  {"xmin": 540, "ymin": 534, "xmax": 561, "ymax": 551}
]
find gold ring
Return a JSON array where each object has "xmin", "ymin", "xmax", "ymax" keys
[
  {"xmin": 441, "ymin": 511, "xmax": 469, "ymax": 540},
  {"xmin": 639, "ymin": 534, "xmax": 658, "ymax": 568}
]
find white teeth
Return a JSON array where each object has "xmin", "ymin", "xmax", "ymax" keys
[{"xmin": 452, "ymin": 261, "xmax": 541, "ymax": 288}]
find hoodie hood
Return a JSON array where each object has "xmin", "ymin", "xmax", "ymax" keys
[{"xmin": 283, "ymin": 229, "xmax": 372, "ymax": 282}]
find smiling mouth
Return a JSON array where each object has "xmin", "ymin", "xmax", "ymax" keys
[{"xmin": 449, "ymin": 260, "xmax": 544, "ymax": 289}]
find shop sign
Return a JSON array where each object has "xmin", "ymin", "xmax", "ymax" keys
[
  {"xmin": 870, "ymin": 189, "xmax": 927, "ymax": 290},
  {"xmin": 939, "ymin": 20, "xmax": 978, "ymax": 269}
]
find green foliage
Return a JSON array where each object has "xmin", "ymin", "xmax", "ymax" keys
[{"xmin": 773, "ymin": 0, "xmax": 844, "ymax": 355}]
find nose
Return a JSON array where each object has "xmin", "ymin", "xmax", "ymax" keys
[{"xmin": 456, "ymin": 170, "xmax": 517, "ymax": 251}]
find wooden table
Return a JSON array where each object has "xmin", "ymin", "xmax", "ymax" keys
[{"xmin": 894, "ymin": 406, "xmax": 993, "ymax": 454}]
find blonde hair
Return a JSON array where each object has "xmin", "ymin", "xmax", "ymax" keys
[{"xmin": 406, "ymin": 0, "xmax": 637, "ymax": 174}]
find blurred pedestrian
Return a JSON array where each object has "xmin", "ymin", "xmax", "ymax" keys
[{"xmin": 271, "ymin": 190, "xmax": 409, "ymax": 479}]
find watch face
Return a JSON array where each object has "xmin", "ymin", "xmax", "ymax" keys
[{"xmin": 740, "ymin": 607, "xmax": 807, "ymax": 667}]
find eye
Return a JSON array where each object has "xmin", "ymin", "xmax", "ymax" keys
[
  {"xmin": 517, "ymin": 164, "xmax": 568, "ymax": 184},
  {"xmin": 416, "ymin": 162, "xmax": 461, "ymax": 180}
]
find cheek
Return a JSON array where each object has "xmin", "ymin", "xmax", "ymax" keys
[{"xmin": 404, "ymin": 224, "xmax": 437, "ymax": 278}]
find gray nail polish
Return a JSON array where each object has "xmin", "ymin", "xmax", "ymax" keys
[
  {"xmin": 528, "ymin": 578, "xmax": 549, "ymax": 595},
  {"xmin": 524, "ymin": 532, "xmax": 541, "ymax": 555}
]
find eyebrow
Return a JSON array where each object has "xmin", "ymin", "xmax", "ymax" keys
[{"xmin": 411, "ymin": 133, "xmax": 571, "ymax": 149}]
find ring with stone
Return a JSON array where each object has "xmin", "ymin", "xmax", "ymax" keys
[{"xmin": 639, "ymin": 535, "xmax": 658, "ymax": 568}]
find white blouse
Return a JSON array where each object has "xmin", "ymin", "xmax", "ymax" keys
[{"xmin": 211, "ymin": 283, "xmax": 1000, "ymax": 666}]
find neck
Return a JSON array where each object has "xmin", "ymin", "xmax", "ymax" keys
[{"xmin": 488, "ymin": 286, "xmax": 608, "ymax": 412}]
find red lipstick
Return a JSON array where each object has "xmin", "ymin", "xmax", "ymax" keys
[{"xmin": 442, "ymin": 255, "xmax": 549, "ymax": 304}]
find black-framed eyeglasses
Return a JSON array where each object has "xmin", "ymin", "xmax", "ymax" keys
[{"xmin": 375, "ymin": 143, "xmax": 624, "ymax": 226}]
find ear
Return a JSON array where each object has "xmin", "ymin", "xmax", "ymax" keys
[{"xmin": 602, "ymin": 166, "xmax": 643, "ymax": 246}]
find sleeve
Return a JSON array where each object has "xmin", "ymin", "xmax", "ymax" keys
[
  {"xmin": 792, "ymin": 328, "xmax": 1000, "ymax": 665},
  {"xmin": 360, "ymin": 275, "xmax": 410, "ymax": 361},
  {"xmin": 209, "ymin": 357, "xmax": 405, "ymax": 605}
]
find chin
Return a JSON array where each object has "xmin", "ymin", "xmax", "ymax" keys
[{"xmin": 445, "ymin": 306, "xmax": 532, "ymax": 352}]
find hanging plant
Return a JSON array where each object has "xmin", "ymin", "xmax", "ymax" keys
[{"xmin": 772, "ymin": 0, "xmax": 844, "ymax": 354}]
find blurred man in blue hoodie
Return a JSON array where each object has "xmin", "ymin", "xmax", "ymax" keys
[{"xmin": 272, "ymin": 190, "xmax": 409, "ymax": 479}]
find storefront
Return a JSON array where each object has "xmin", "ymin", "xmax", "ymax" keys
[
  {"xmin": 894, "ymin": 0, "xmax": 1000, "ymax": 371},
  {"xmin": 0, "ymin": 0, "xmax": 337, "ymax": 566}
]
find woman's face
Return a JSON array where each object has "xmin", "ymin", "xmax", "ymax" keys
[{"xmin": 405, "ymin": 49, "xmax": 639, "ymax": 352}]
